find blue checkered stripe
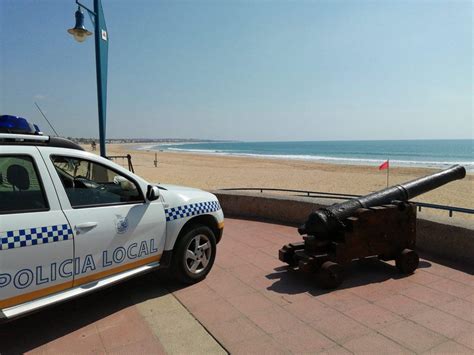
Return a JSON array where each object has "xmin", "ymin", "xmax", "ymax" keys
[
  {"xmin": 165, "ymin": 201, "xmax": 221, "ymax": 222},
  {"xmin": 0, "ymin": 224, "xmax": 73, "ymax": 251}
]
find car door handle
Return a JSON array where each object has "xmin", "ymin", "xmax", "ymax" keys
[{"xmin": 75, "ymin": 222, "xmax": 98, "ymax": 234}]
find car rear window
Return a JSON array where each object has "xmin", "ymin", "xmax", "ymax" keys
[{"xmin": 0, "ymin": 155, "xmax": 49, "ymax": 214}]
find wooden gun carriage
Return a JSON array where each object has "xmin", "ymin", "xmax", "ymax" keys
[{"xmin": 279, "ymin": 165, "xmax": 466, "ymax": 289}]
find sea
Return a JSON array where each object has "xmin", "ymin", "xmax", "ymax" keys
[{"xmin": 143, "ymin": 140, "xmax": 474, "ymax": 172}]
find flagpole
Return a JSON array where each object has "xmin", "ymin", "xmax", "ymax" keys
[{"xmin": 386, "ymin": 159, "xmax": 389, "ymax": 187}]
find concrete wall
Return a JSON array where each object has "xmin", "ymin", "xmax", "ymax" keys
[{"xmin": 213, "ymin": 191, "xmax": 474, "ymax": 265}]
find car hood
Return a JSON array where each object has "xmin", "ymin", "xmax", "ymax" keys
[
  {"xmin": 157, "ymin": 183, "xmax": 218, "ymax": 205},
  {"xmin": 157, "ymin": 183, "xmax": 202, "ymax": 192}
]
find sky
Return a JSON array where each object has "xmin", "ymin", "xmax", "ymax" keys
[{"xmin": 0, "ymin": 0, "xmax": 472, "ymax": 141}]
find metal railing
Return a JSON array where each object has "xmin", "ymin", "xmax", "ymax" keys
[
  {"xmin": 107, "ymin": 154, "xmax": 134, "ymax": 173},
  {"xmin": 219, "ymin": 187, "xmax": 474, "ymax": 217}
]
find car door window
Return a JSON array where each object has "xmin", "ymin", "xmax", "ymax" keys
[
  {"xmin": 51, "ymin": 156, "xmax": 144, "ymax": 208},
  {"xmin": 0, "ymin": 155, "xmax": 48, "ymax": 213}
]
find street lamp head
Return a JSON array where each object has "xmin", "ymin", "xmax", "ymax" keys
[{"xmin": 67, "ymin": 7, "xmax": 92, "ymax": 43}]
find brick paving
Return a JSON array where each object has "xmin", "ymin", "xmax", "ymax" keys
[
  {"xmin": 0, "ymin": 217, "xmax": 473, "ymax": 354},
  {"xmin": 173, "ymin": 218, "xmax": 474, "ymax": 354},
  {"xmin": 0, "ymin": 273, "xmax": 223, "ymax": 354},
  {"xmin": 0, "ymin": 278, "xmax": 168, "ymax": 354}
]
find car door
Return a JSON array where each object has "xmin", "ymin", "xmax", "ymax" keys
[
  {"xmin": 0, "ymin": 146, "xmax": 74, "ymax": 310},
  {"xmin": 39, "ymin": 148, "xmax": 167, "ymax": 287}
]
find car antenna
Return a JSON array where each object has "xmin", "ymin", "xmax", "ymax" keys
[{"xmin": 34, "ymin": 102, "xmax": 59, "ymax": 136}]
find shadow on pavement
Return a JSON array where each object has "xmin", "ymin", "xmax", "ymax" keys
[
  {"xmin": 265, "ymin": 256, "xmax": 451, "ymax": 297},
  {"xmin": 418, "ymin": 251, "xmax": 474, "ymax": 275},
  {"xmin": 266, "ymin": 247, "xmax": 473, "ymax": 299},
  {"xmin": 0, "ymin": 270, "xmax": 189, "ymax": 354}
]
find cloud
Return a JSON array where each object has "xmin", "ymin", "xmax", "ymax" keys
[{"xmin": 34, "ymin": 94, "xmax": 47, "ymax": 100}]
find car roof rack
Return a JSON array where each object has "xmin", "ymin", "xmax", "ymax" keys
[
  {"xmin": 0, "ymin": 135, "xmax": 85, "ymax": 151},
  {"xmin": 0, "ymin": 133, "xmax": 50, "ymax": 142}
]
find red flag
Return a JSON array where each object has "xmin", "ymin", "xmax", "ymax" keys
[{"xmin": 379, "ymin": 160, "xmax": 389, "ymax": 170}]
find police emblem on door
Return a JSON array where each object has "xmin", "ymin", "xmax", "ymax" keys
[{"xmin": 116, "ymin": 216, "xmax": 129, "ymax": 234}]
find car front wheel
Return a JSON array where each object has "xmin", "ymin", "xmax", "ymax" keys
[{"xmin": 172, "ymin": 225, "xmax": 217, "ymax": 284}]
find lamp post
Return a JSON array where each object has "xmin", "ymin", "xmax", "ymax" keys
[{"xmin": 68, "ymin": 0, "xmax": 108, "ymax": 157}]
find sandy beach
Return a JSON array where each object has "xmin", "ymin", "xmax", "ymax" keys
[{"xmin": 84, "ymin": 143, "xmax": 473, "ymax": 218}]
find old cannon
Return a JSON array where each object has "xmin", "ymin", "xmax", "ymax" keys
[{"xmin": 279, "ymin": 165, "xmax": 466, "ymax": 289}]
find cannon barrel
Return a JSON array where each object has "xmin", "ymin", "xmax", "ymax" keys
[{"xmin": 299, "ymin": 165, "xmax": 466, "ymax": 238}]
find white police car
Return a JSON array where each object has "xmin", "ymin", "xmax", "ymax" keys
[{"xmin": 0, "ymin": 115, "xmax": 224, "ymax": 321}]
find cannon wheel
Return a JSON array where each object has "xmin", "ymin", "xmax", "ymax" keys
[
  {"xmin": 395, "ymin": 249, "xmax": 419, "ymax": 274},
  {"xmin": 317, "ymin": 261, "xmax": 343, "ymax": 289},
  {"xmin": 279, "ymin": 244, "xmax": 298, "ymax": 267}
]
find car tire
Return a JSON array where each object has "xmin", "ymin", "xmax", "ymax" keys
[{"xmin": 172, "ymin": 225, "xmax": 217, "ymax": 284}]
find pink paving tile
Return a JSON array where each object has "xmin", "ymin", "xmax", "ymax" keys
[
  {"xmin": 202, "ymin": 266, "xmax": 231, "ymax": 287},
  {"xmin": 247, "ymin": 306, "xmax": 304, "ymax": 334},
  {"xmin": 93, "ymin": 306, "xmax": 141, "ymax": 332},
  {"xmin": 400, "ymin": 284, "xmax": 456, "ymax": 307},
  {"xmin": 349, "ymin": 278, "xmax": 416, "ymax": 302},
  {"xmin": 245, "ymin": 272, "xmax": 284, "ymax": 292},
  {"xmin": 408, "ymin": 270, "xmax": 443, "ymax": 285},
  {"xmin": 215, "ymin": 251, "xmax": 248, "ymax": 270},
  {"xmin": 229, "ymin": 249, "xmax": 262, "ymax": 266},
  {"xmin": 250, "ymin": 251, "xmax": 286, "ymax": 271},
  {"xmin": 25, "ymin": 345, "xmax": 49, "ymax": 355},
  {"xmin": 284, "ymin": 298, "xmax": 338, "ymax": 323},
  {"xmin": 279, "ymin": 290, "xmax": 316, "ymax": 305},
  {"xmin": 427, "ymin": 278, "xmax": 474, "ymax": 298},
  {"xmin": 272, "ymin": 323, "xmax": 336, "ymax": 353},
  {"xmin": 423, "ymin": 262, "xmax": 460, "ymax": 278},
  {"xmin": 237, "ymin": 234, "xmax": 275, "ymax": 248},
  {"xmin": 310, "ymin": 312, "xmax": 372, "ymax": 344},
  {"xmin": 317, "ymin": 289, "xmax": 369, "ymax": 312},
  {"xmin": 205, "ymin": 270, "xmax": 255, "ymax": 298},
  {"xmin": 344, "ymin": 303, "xmax": 402, "ymax": 330},
  {"xmin": 259, "ymin": 242, "xmax": 288, "ymax": 254},
  {"xmin": 316, "ymin": 345, "xmax": 353, "ymax": 354},
  {"xmin": 409, "ymin": 308, "xmax": 472, "ymax": 339},
  {"xmin": 247, "ymin": 272, "xmax": 314, "ymax": 306},
  {"xmin": 378, "ymin": 320, "xmax": 447, "ymax": 353},
  {"xmin": 98, "ymin": 315, "xmax": 156, "ymax": 350},
  {"xmin": 374, "ymin": 294, "xmax": 432, "ymax": 317},
  {"xmin": 43, "ymin": 324, "xmax": 105, "ymax": 354},
  {"xmin": 229, "ymin": 263, "xmax": 267, "ymax": 284},
  {"xmin": 209, "ymin": 317, "xmax": 267, "ymax": 345},
  {"xmin": 190, "ymin": 297, "xmax": 242, "ymax": 325},
  {"xmin": 227, "ymin": 292, "xmax": 275, "ymax": 315},
  {"xmin": 342, "ymin": 332, "xmax": 411, "ymax": 354},
  {"xmin": 450, "ymin": 272, "xmax": 474, "ymax": 287},
  {"xmin": 454, "ymin": 325, "xmax": 474, "ymax": 350},
  {"xmin": 172, "ymin": 283, "xmax": 221, "ymax": 312},
  {"xmin": 217, "ymin": 237, "xmax": 242, "ymax": 252},
  {"xmin": 348, "ymin": 283, "xmax": 394, "ymax": 303},
  {"xmin": 463, "ymin": 292, "xmax": 474, "ymax": 303},
  {"xmin": 426, "ymin": 340, "xmax": 473, "ymax": 354},
  {"xmin": 438, "ymin": 298, "xmax": 474, "ymax": 323},
  {"xmin": 259, "ymin": 231, "xmax": 296, "ymax": 246},
  {"xmin": 106, "ymin": 339, "xmax": 166, "ymax": 355},
  {"xmin": 226, "ymin": 335, "xmax": 288, "ymax": 355},
  {"xmin": 273, "ymin": 234, "xmax": 302, "ymax": 246},
  {"xmin": 259, "ymin": 291, "xmax": 299, "ymax": 307}
]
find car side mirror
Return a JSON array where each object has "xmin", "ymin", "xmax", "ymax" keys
[{"xmin": 147, "ymin": 185, "xmax": 160, "ymax": 201}]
